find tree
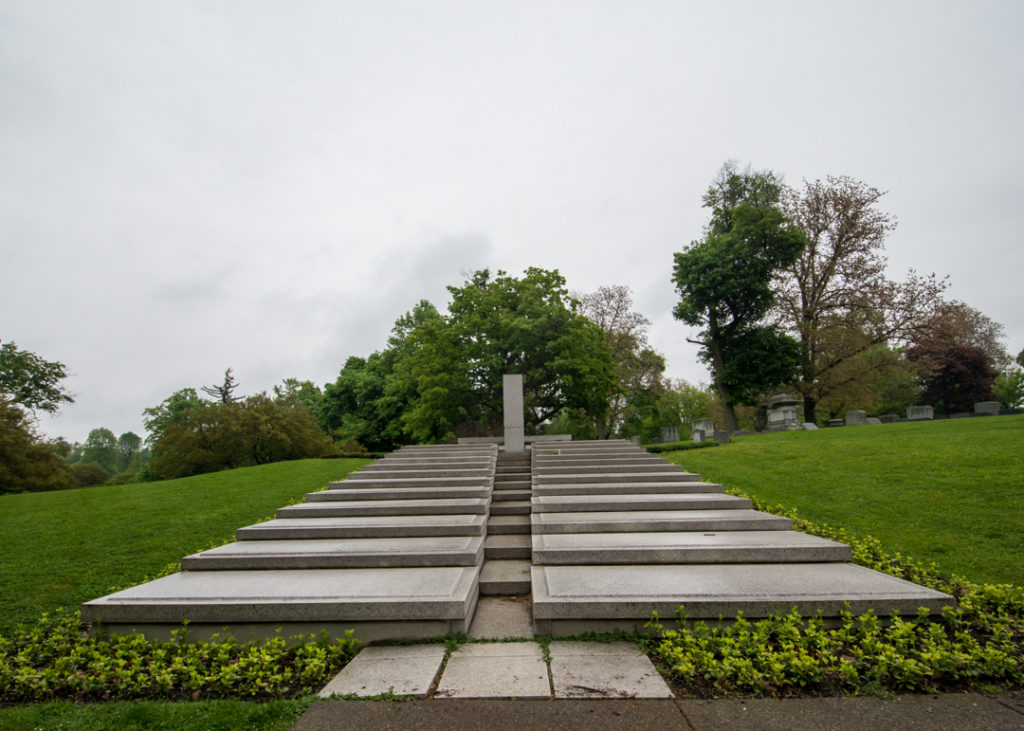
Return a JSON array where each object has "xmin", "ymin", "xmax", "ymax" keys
[
  {"xmin": 116, "ymin": 431, "xmax": 142, "ymax": 471},
  {"xmin": 201, "ymin": 368, "xmax": 241, "ymax": 403},
  {"xmin": 911, "ymin": 300, "xmax": 1011, "ymax": 372},
  {"xmin": 993, "ymin": 370, "xmax": 1024, "ymax": 410},
  {"xmin": 915, "ymin": 345, "xmax": 996, "ymax": 414},
  {"xmin": 398, "ymin": 268, "xmax": 616, "ymax": 441},
  {"xmin": 142, "ymin": 388, "xmax": 208, "ymax": 446},
  {"xmin": 273, "ymin": 378, "xmax": 323, "ymax": 412},
  {"xmin": 673, "ymin": 163, "xmax": 806, "ymax": 431},
  {"xmin": 0, "ymin": 399, "xmax": 76, "ymax": 493},
  {"xmin": 773, "ymin": 176, "xmax": 947, "ymax": 423},
  {"xmin": 81, "ymin": 428, "xmax": 118, "ymax": 474},
  {"xmin": 0, "ymin": 340, "xmax": 74, "ymax": 415},
  {"xmin": 71, "ymin": 461, "xmax": 110, "ymax": 487},
  {"xmin": 575, "ymin": 285, "xmax": 666, "ymax": 438}
]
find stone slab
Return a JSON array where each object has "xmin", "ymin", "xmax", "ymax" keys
[
  {"xmin": 537, "ymin": 463, "xmax": 686, "ymax": 474},
  {"xmin": 531, "ymin": 563, "xmax": 954, "ymax": 623},
  {"xmin": 308, "ymin": 486, "xmax": 491, "ymax": 501},
  {"xmin": 532, "ymin": 481, "xmax": 719, "ymax": 495},
  {"xmin": 82, "ymin": 566, "xmax": 480, "ymax": 624},
  {"xmin": 353, "ymin": 466, "xmax": 492, "ymax": 476},
  {"xmin": 548, "ymin": 642, "xmax": 673, "ymax": 698},
  {"xmin": 531, "ymin": 493, "xmax": 750, "ymax": 513},
  {"xmin": 182, "ymin": 536, "xmax": 485, "ymax": 569},
  {"xmin": 531, "ymin": 509, "xmax": 792, "ymax": 534},
  {"xmin": 330, "ymin": 476, "xmax": 491, "ymax": 488},
  {"xmin": 484, "ymin": 534, "xmax": 531, "ymax": 559},
  {"xmin": 532, "ymin": 531, "xmax": 852, "ymax": 564},
  {"xmin": 318, "ymin": 644, "xmax": 446, "ymax": 698},
  {"xmin": 277, "ymin": 498, "xmax": 489, "ymax": 518},
  {"xmin": 468, "ymin": 596, "xmax": 534, "ymax": 639},
  {"xmin": 535, "ymin": 472, "xmax": 702, "ymax": 484},
  {"xmin": 486, "ymin": 515, "xmax": 531, "ymax": 534},
  {"xmin": 435, "ymin": 642, "xmax": 549, "ymax": 699},
  {"xmin": 236, "ymin": 514, "xmax": 487, "ymax": 540},
  {"xmin": 480, "ymin": 560, "xmax": 531, "ymax": 595}
]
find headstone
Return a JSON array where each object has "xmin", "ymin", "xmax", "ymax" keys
[
  {"xmin": 502, "ymin": 374, "xmax": 525, "ymax": 453},
  {"xmin": 826, "ymin": 419, "xmax": 844, "ymax": 427},
  {"xmin": 713, "ymin": 430, "xmax": 731, "ymax": 445},
  {"xmin": 691, "ymin": 418, "xmax": 714, "ymax": 442},
  {"xmin": 802, "ymin": 422, "xmax": 818, "ymax": 430},
  {"xmin": 629, "ymin": 436, "xmax": 641, "ymax": 445},
  {"xmin": 660, "ymin": 426, "xmax": 680, "ymax": 443},
  {"xmin": 845, "ymin": 410, "xmax": 867, "ymax": 426},
  {"xmin": 974, "ymin": 401, "xmax": 999, "ymax": 416},
  {"xmin": 878, "ymin": 414, "xmax": 899, "ymax": 424},
  {"xmin": 907, "ymin": 405, "xmax": 934, "ymax": 421},
  {"xmin": 765, "ymin": 394, "xmax": 801, "ymax": 431},
  {"xmin": 691, "ymin": 430, "xmax": 704, "ymax": 444},
  {"xmin": 866, "ymin": 417, "xmax": 882, "ymax": 425}
]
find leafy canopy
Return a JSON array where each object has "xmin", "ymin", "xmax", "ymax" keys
[{"xmin": 0, "ymin": 341, "xmax": 74, "ymax": 415}]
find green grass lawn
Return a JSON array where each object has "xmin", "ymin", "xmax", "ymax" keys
[
  {"xmin": 667, "ymin": 415, "xmax": 1024, "ymax": 586},
  {"xmin": 0, "ymin": 458, "xmax": 369, "ymax": 637}
]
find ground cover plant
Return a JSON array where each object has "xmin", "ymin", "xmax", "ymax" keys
[
  {"xmin": 666, "ymin": 416, "xmax": 1024, "ymax": 585},
  {"xmin": 0, "ymin": 457, "xmax": 369, "ymax": 636}
]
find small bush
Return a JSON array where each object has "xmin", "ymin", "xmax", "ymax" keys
[
  {"xmin": 71, "ymin": 461, "xmax": 110, "ymax": 487},
  {"xmin": 0, "ymin": 610, "xmax": 359, "ymax": 703},
  {"xmin": 646, "ymin": 441, "xmax": 720, "ymax": 453}
]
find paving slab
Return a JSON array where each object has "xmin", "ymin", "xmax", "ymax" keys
[
  {"xmin": 82, "ymin": 566, "xmax": 479, "ymax": 624},
  {"xmin": 532, "ymin": 481, "xmax": 720, "ymax": 495},
  {"xmin": 328, "ymin": 475, "xmax": 492, "ymax": 488},
  {"xmin": 532, "ymin": 563, "xmax": 954, "ymax": 632},
  {"xmin": 182, "ymin": 536, "xmax": 485, "ymax": 569},
  {"xmin": 548, "ymin": 641, "xmax": 673, "ymax": 698},
  {"xmin": 277, "ymin": 497, "xmax": 489, "ymax": 518},
  {"xmin": 468, "ymin": 596, "xmax": 534, "ymax": 639},
  {"xmin": 484, "ymin": 534, "xmax": 531, "ymax": 559},
  {"xmin": 436, "ymin": 643, "xmax": 550, "ymax": 699},
  {"xmin": 237, "ymin": 514, "xmax": 487, "ymax": 539},
  {"xmin": 535, "ymin": 471, "xmax": 701, "ymax": 484},
  {"xmin": 531, "ymin": 509, "xmax": 792, "ymax": 534},
  {"xmin": 531, "ymin": 493, "xmax": 749, "ymax": 513},
  {"xmin": 318, "ymin": 644, "xmax": 446, "ymax": 698},
  {"xmin": 487, "ymin": 515, "xmax": 531, "ymax": 534},
  {"xmin": 307, "ymin": 486, "xmax": 491, "ymax": 501},
  {"xmin": 532, "ymin": 531, "xmax": 852, "ymax": 564}
]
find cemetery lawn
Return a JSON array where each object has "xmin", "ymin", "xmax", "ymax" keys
[
  {"xmin": 0, "ymin": 457, "xmax": 370, "ymax": 637},
  {"xmin": 667, "ymin": 415, "xmax": 1024, "ymax": 586}
]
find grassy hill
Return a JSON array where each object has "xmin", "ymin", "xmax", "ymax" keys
[
  {"xmin": 0, "ymin": 458, "xmax": 369, "ymax": 636},
  {"xmin": 668, "ymin": 415, "xmax": 1024, "ymax": 586}
]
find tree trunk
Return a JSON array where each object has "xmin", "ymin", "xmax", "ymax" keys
[
  {"xmin": 707, "ymin": 329, "xmax": 740, "ymax": 432},
  {"xmin": 803, "ymin": 395, "xmax": 817, "ymax": 426}
]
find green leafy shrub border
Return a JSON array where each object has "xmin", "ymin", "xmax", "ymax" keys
[
  {"xmin": 645, "ymin": 441, "xmax": 720, "ymax": 453},
  {"xmin": 648, "ymin": 488, "xmax": 1024, "ymax": 697}
]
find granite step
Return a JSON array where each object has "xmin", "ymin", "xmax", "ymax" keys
[
  {"xmin": 237, "ymin": 514, "xmax": 487, "ymax": 540},
  {"xmin": 531, "ymin": 509, "xmax": 792, "ymax": 534},
  {"xmin": 333, "ymin": 476, "xmax": 491, "ymax": 488},
  {"xmin": 531, "ymin": 563, "xmax": 954, "ymax": 635},
  {"xmin": 534, "ymin": 472, "xmax": 702, "ymax": 485},
  {"xmin": 531, "ymin": 493, "xmax": 750, "ymax": 513},
  {"xmin": 530, "ymin": 531, "xmax": 852, "ymax": 565},
  {"xmin": 489, "ymin": 500, "xmax": 531, "ymax": 515},
  {"xmin": 82, "ymin": 566, "xmax": 481, "ymax": 642},
  {"xmin": 351, "ymin": 467, "xmax": 493, "ymax": 478},
  {"xmin": 531, "ymin": 482, "xmax": 719, "ymax": 496},
  {"xmin": 487, "ymin": 515, "xmax": 531, "ymax": 535},
  {"xmin": 182, "ymin": 536, "xmax": 486, "ymax": 570},
  {"xmin": 493, "ymin": 490, "xmax": 532, "ymax": 502},
  {"xmin": 277, "ymin": 498, "xmax": 489, "ymax": 518},
  {"xmin": 307, "ymin": 486, "xmax": 491, "ymax": 502},
  {"xmin": 484, "ymin": 534, "xmax": 531, "ymax": 560},
  {"xmin": 536, "ymin": 463, "xmax": 687, "ymax": 475},
  {"xmin": 480, "ymin": 560, "xmax": 532, "ymax": 595}
]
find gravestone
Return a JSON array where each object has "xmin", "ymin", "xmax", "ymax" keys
[
  {"xmin": 907, "ymin": 405, "xmax": 934, "ymax": 421},
  {"xmin": 826, "ymin": 419, "xmax": 844, "ymax": 427},
  {"xmin": 802, "ymin": 422, "xmax": 819, "ymax": 430},
  {"xmin": 866, "ymin": 417, "xmax": 882, "ymax": 425},
  {"xmin": 765, "ymin": 394, "xmax": 801, "ymax": 431},
  {"xmin": 660, "ymin": 426, "xmax": 680, "ymax": 443},
  {"xmin": 845, "ymin": 410, "xmax": 867, "ymax": 426},
  {"xmin": 878, "ymin": 414, "xmax": 899, "ymax": 424},
  {"xmin": 502, "ymin": 374, "xmax": 525, "ymax": 453},
  {"xmin": 691, "ymin": 418, "xmax": 714, "ymax": 442},
  {"xmin": 975, "ymin": 401, "xmax": 999, "ymax": 416},
  {"xmin": 713, "ymin": 430, "xmax": 731, "ymax": 445}
]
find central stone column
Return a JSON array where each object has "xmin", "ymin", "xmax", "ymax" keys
[{"xmin": 502, "ymin": 374, "xmax": 525, "ymax": 453}]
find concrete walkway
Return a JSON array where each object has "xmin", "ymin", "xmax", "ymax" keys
[{"xmin": 296, "ymin": 692, "xmax": 1024, "ymax": 730}]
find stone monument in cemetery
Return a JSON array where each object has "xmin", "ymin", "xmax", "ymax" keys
[
  {"xmin": 502, "ymin": 374, "xmax": 525, "ymax": 453},
  {"xmin": 765, "ymin": 394, "xmax": 801, "ymax": 431},
  {"xmin": 975, "ymin": 401, "xmax": 999, "ymax": 416},
  {"xmin": 691, "ymin": 417, "xmax": 714, "ymax": 442},
  {"xmin": 660, "ymin": 426, "xmax": 679, "ymax": 443},
  {"xmin": 845, "ymin": 410, "xmax": 867, "ymax": 426},
  {"xmin": 907, "ymin": 405, "xmax": 934, "ymax": 421}
]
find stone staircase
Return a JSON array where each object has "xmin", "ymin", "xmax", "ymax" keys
[
  {"xmin": 529, "ymin": 440, "xmax": 952, "ymax": 635},
  {"xmin": 82, "ymin": 439, "xmax": 954, "ymax": 642}
]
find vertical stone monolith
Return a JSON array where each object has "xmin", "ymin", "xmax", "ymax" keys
[{"xmin": 503, "ymin": 374, "xmax": 525, "ymax": 453}]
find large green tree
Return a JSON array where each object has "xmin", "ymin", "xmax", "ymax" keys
[
  {"xmin": 0, "ymin": 399, "xmax": 76, "ymax": 493},
  {"xmin": 398, "ymin": 268, "xmax": 617, "ymax": 442},
  {"xmin": 673, "ymin": 164, "xmax": 806, "ymax": 431},
  {"xmin": 81, "ymin": 428, "xmax": 118, "ymax": 474},
  {"xmin": 0, "ymin": 340, "xmax": 74, "ymax": 415}
]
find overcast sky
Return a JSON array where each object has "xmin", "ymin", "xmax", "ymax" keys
[{"xmin": 3, "ymin": 1, "xmax": 1022, "ymax": 444}]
